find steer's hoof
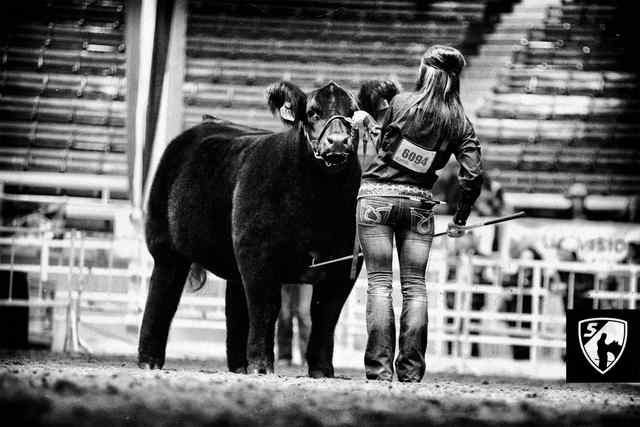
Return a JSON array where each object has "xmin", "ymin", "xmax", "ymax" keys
[
  {"xmin": 138, "ymin": 362, "xmax": 156, "ymax": 370},
  {"xmin": 229, "ymin": 366, "xmax": 247, "ymax": 374},
  {"xmin": 308, "ymin": 367, "xmax": 334, "ymax": 379},
  {"xmin": 248, "ymin": 362, "xmax": 274, "ymax": 375},
  {"xmin": 137, "ymin": 354, "xmax": 165, "ymax": 370}
]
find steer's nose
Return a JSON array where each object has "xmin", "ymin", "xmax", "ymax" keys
[{"xmin": 327, "ymin": 133, "xmax": 348, "ymax": 149}]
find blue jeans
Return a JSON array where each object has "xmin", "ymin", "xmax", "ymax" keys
[
  {"xmin": 277, "ymin": 284, "xmax": 312, "ymax": 363},
  {"xmin": 357, "ymin": 196, "xmax": 434, "ymax": 382}
]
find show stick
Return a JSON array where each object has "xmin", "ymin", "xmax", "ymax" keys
[{"xmin": 309, "ymin": 211, "xmax": 526, "ymax": 269}]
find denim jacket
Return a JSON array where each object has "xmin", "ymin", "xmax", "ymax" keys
[{"xmin": 361, "ymin": 92, "xmax": 483, "ymax": 225}]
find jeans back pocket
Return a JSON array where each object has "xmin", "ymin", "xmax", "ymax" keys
[
  {"xmin": 409, "ymin": 207, "xmax": 434, "ymax": 235},
  {"xmin": 358, "ymin": 198, "xmax": 394, "ymax": 226}
]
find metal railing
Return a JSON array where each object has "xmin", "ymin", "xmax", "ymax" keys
[
  {"xmin": 0, "ymin": 226, "xmax": 150, "ymax": 352},
  {"xmin": 2, "ymin": 227, "xmax": 638, "ymax": 376}
]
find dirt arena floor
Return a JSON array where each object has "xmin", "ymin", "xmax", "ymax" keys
[{"xmin": 1, "ymin": 351, "xmax": 639, "ymax": 426}]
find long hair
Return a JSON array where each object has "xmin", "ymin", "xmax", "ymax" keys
[{"xmin": 412, "ymin": 45, "xmax": 467, "ymax": 140}]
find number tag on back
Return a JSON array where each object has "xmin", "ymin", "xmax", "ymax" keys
[{"xmin": 390, "ymin": 137, "xmax": 436, "ymax": 174}]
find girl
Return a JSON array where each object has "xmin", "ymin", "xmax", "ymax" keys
[{"xmin": 353, "ymin": 45, "xmax": 483, "ymax": 382}]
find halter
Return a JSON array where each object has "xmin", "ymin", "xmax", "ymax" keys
[{"xmin": 304, "ymin": 115, "xmax": 354, "ymax": 159}]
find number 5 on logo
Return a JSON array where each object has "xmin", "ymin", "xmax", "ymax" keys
[{"xmin": 583, "ymin": 322, "xmax": 598, "ymax": 338}]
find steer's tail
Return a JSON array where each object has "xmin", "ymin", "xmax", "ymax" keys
[{"xmin": 187, "ymin": 263, "xmax": 207, "ymax": 291}]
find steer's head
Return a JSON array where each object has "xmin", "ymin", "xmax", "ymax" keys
[
  {"xmin": 267, "ymin": 81, "xmax": 359, "ymax": 170},
  {"xmin": 267, "ymin": 80, "xmax": 401, "ymax": 171}
]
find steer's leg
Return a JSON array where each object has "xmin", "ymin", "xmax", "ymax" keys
[
  {"xmin": 307, "ymin": 271, "xmax": 358, "ymax": 378},
  {"xmin": 242, "ymin": 277, "xmax": 281, "ymax": 374},
  {"xmin": 138, "ymin": 249, "xmax": 190, "ymax": 369},
  {"xmin": 225, "ymin": 279, "xmax": 249, "ymax": 373}
]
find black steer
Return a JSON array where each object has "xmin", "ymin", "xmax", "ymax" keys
[{"xmin": 138, "ymin": 80, "xmax": 397, "ymax": 377}]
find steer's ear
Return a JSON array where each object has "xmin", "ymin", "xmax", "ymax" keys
[
  {"xmin": 357, "ymin": 79, "xmax": 401, "ymax": 119},
  {"xmin": 267, "ymin": 81, "xmax": 307, "ymax": 127}
]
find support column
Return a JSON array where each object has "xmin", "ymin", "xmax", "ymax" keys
[
  {"xmin": 127, "ymin": 0, "xmax": 158, "ymax": 214},
  {"xmin": 125, "ymin": 0, "xmax": 141, "ymax": 207},
  {"xmin": 143, "ymin": 0, "xmax": 188, "ymax": 208}
]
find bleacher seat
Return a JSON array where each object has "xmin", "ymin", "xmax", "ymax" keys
[
  {"xmin": 190, "ymin": 0, "xmax": 487, "ymax": 23},
  {"xmin": 0, "ymin": 121, "xmax": 126, "ymax": 153},
  {"xmin": 1, "ymin": 71, "xmax": 125, "ymax": 100},
  {"xmin": 0, "ymin": 147, "xmax": 127, "ymax": 175},
  {"xmin": 478, "ymin": 93, "xmax": 640, "ymax": 121},
  {"xmin": 493, "ymin": 69, "xmax": 638, "ymax": 97}
]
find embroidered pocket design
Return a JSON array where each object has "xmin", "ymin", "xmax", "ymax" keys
[
  {"xmin": 358, "ymin": 199, "xmax": 393, "ymax": 226},
  {"xmin": 410, "ymin": 207, "xmax": 434, "ymax": 235}
]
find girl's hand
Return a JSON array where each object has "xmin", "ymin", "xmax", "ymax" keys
[
  {"xmin": 351, "ymin": 110, "xmax": 380, "ymax": 149},
  {"xmin": 447, "ymin": 222, "xmax": 466, "ymax": 238},
  {"xmin": 351, "ymin": 110, "xmax": 374, "ymax": 127}
]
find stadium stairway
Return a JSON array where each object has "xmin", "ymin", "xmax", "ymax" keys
[
  {"xmin": 471, "ymin": 0, "xmax": 639, "ymax": 220},
  {"xmin": 461, "ymin": 0, "xmax": 562, "ymax": 118}
]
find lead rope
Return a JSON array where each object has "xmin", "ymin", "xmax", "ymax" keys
[
  {"xmin": 349, "ymin": 218, "xmax": 360, "ymax": 280},
  {"xmin": 348, "ymin": 115, "xmax": 380, "ymax": 280},
  {"xmin": 355, "ymin": 113, "xmax": 381, "ymax": 169},
  {"xmin": 350, "ymin": 124, "xmax": 363, "ymax": 280}
]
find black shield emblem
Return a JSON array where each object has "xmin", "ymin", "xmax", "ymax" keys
[{"xmin": 578, "ymin": 317, "xmax": 627, "ymax": 375}]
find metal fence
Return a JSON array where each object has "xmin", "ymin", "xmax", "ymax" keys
[
  {"xmin": 2, "ymin": 227, "xmax": 638, "ymax": 377},
  {"xmin": 0, "ymin": 226, "xmax": 149, "ymax": 351}
]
